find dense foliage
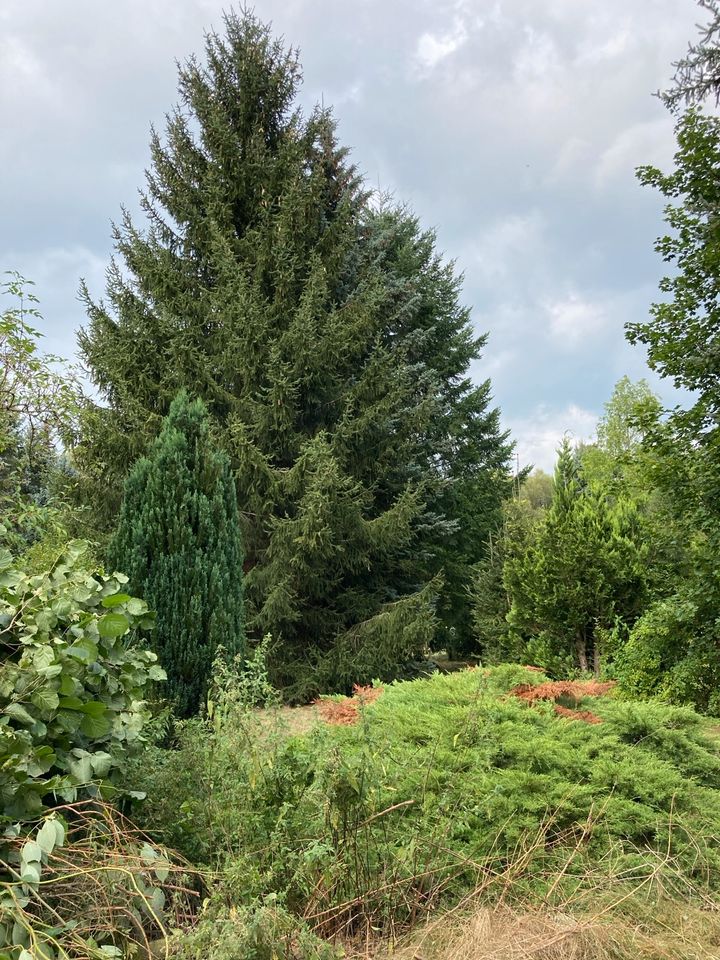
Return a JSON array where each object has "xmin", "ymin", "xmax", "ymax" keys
[
  {"xmin": 613, "ymin": 107, "xmax": 720, "ymax": 711},
  {"xmin": 0, "ymin": 275, "xmax": 79, "ymax": 557},
  {"xmin": 505, "ymin": 439, "xmax": 647, "ymax": 675},
  {"xmin": 0, "ymin": 540, "xmax": 161, "ymax": 821},
  {"xmin": 134, "ymin": 665, "xmax": 720, "ymax": 950},
  {"xmin": 6, "ymin": 4, "xmax": 720, "ymax": 957},
  {"xmin": 75, "ymin": 11, "xmax": 512, "ymax": 693},
  {"xmin": 108, "ymin": 392, "xmax": 244, "ymax": 717}
]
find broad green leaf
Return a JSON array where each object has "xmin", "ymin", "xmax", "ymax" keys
[
  {"xmin": 149, "ymin": 886, "xmax": 165, "ymax": 916},
  {"xmin": 0, "ymin": 569, "xmax": 22, "ymax": 589},
  {"xmin": 89, "ymin": 751, "xmax": 113, "ymax": 777},
  {"xmin": 4, "ymin": 703, "xmax": 35, "ymax": 726},
  {"xmin": 19, "ymin": 861, "xmax": 41, "ymax": 885},
  {"xmin": 68, "ymin": 754, "xmax": 93, "ymax": 783},
  {"xmin": 98, "ymin": 946, "xmax": 123, "ymax": 958},
  {"xmin": 37, "ymin": 818, "xmax": 59, "ymax": 855},
  {"xmin": 31, "ymin": 688, "xmax": 60, "ymax": 713},
  {"xmin": 36, "ymin": 942, "xmax": 56, "ymax": 960},
  {"xmin": 67, "ymin": 637, "xmax": 98, "ymax": 663},
  {"xmin": 80, "ymin": 713, "xmax": 112, "ymax": 738},
  {"xmin": 13, "ymin": 920, "xmax": 30, "ymax": 946},
  {"xmin": 31, "ymin": 646, "xmax": 56, "ymax": 673},
  {"xmin": 54, "ymin": 710, "xmax": 82, "ymax": 734},
  {"xmin": 140, "ymin": 842, "xmax": 158, "ymax": 863},
  {"xmin": 21, "ymin": 840, "xmax": 42, "ymax": 864},
  {"xmin": 53, "ymin": 819, "xmax": 65, "ymax": 848},
  {"xmin": 58, "ymin": 697, "xmax": 84, "ymax": 711},
  {"xmin": 98, "ymin": 611, "xmax": 130, "ymax": 639},
  {"xmin": 25, "ymin": 745, "xmax": 56, "ymax": 777},
  {"xmin": 59, "ymin": 674, "xmax": 79, "ymax": 696},
  {"xmin": 64, "ymin": 540, "xmax": 89, "ymax": 563},
  {"xmin": 79, "ymin": 701, "xmax": 108, "ymax": 718},
  {"xmin": 101, "ymin": 593, "xmax": 131, "ymax": 608}
]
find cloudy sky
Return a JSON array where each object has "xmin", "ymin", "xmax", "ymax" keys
[{"xmin": 0, "ymin": 0, "xmax": 703, "ymax": 469}]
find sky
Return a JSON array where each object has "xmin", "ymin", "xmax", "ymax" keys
[{"xmin": 0, "ymin": 0, "xmax": 705, "ymax": 470}]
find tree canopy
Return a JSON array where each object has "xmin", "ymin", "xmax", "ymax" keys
[{"xmin": 76, "ymin": 10, "xmax": 512, "ymax": 693}]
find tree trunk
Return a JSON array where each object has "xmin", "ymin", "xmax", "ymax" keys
[{"xmin": 575, "ymin": 635, "xmax": 588, "ymax": 673}]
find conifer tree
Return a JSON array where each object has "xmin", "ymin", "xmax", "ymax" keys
[
  {"xmin": 107, "ymin": 392, "xmax": 244, "ymax": 716},
  {"xmin": 77, "ymin": 11, "xmax": 512, "ymax": 694},
  {"xmin": 505, "ymin": 440, "xmax": 646, "ymax": 675}
]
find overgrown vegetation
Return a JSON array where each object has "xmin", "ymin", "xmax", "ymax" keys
[
  {"xmin": 132, "ymin": 665, "xmax": 720, "ymax": 953},
  {"xmin": 4, "ymin": 2, "xmax": 720, "ymax": 957}
]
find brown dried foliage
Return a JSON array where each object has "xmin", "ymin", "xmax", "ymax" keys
[
  {"xmin": 511, "ymin": 680, "xmax": 616, "ymax": 703},
  {"xmin": 510, "ymin": 680, "xmax": 615, "ymax": 725},
  {"xmin": 314, "ymin": 684, "xmax": 384, "ymax": 725},
  {"xmin": 553, "ymin": 704, "xmax": 603, "ymax": 724}
]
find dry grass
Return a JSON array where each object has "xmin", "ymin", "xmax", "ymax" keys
[
  {"xmin": 2, "ymin": 800, "xmax": 202, "ymax": 959},
  {"xmin": 377, "ymin": 898, "xmax": 720, "ymax": 960}
]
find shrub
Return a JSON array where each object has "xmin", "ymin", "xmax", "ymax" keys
[
  {"xmin": 0, "ymin": 539, "xmax": 163, "ymax": 822},
  {"xmin": 133, "ymin": 666, "xmax": 720, "ymax": 940},
  {"xmin": 616, "ymin": 584, "xmax": 720, "ymax": 715},
  {"xmin": 172, "ymin": 899, "xmax": 339, "ymax": 960},
  {"xmin": 107, "ymin": 391, "xmax": 244, "ymax": 717},
  {"xmin": 0, "ymin": 802, "xmax": 193, "ymax": 960}
]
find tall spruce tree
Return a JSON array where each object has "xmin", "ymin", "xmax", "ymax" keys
[
  {"xmin": 77, "ymin": 11, "xmax": 512, "ymax": 695},
  {"xmin": 107, "ymin": 392, "xmax": 244, "ymax": 716}
]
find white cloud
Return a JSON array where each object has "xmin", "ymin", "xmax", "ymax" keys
[
  {"xmin": 415, "ymin": 19, "xmax": 468, "ymax": 71},
  {"xmin": 545, "ymin": 293, "xmax": 608, "ymax": 347},
  {"xmin": 576, "ymin": 24, "xmax": 631, "ymax": 65},
  {"xmin": 508, "ymin": 403, "xmax": 598, "ymax": 473},
  {"xmin": 513, "ymin": 27, "xmax": 560, "ymax": 84},
  {"xmin": 466, "ymin": 211, "xmax": 546, "ymax": 283},
  {"xmin": 594, "ymin": 118, "xmax": 674, "ymax": 187}
]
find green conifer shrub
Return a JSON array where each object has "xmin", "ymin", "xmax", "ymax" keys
[
  {"xmin": 107, "ymin": 392, "xmax": 244, "ymax": 716},
  {"xmin": 504, "ymin": 440, "xmax": 647, "ymax": 675}
]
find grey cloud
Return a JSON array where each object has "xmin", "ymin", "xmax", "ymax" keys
[{"xmin": 0, "ymin": 0, "xmax": 703, "ymax": 469}]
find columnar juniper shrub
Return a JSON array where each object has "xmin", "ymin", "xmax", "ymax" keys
[{"xmin": 108, "ymin": 392, "xmax": 244, "ymax": 717}]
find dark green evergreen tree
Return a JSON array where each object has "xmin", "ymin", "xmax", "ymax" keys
[
  {"xmin": 77, "ymin": 11, "xmax": 512, "ymax": 695},
  {"xmin": 107, "ymin": 392, "xmax": 244, "ymax": 716}
]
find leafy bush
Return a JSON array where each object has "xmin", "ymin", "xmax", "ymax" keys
[
  {"xmin": 616, "ymin": 569, "xmax": 720, "ymax": 715},
  {"xmin": 1, "ymin": 802, "xmax": 192, "ymax": 960},
  {"xmin": 134, "ymin": 666, "xmax": 720, "ymax": 939},
  {"xmin": 172, "ymin": 899, "xmax": 339, "ymax": 960},
  {"xmin": 0, "ymin": 540, "xmax": 163, "ymax": 821},
  {"xmin": 0, "ymin": 273, "xmax": 81, "ymax": 557}
]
